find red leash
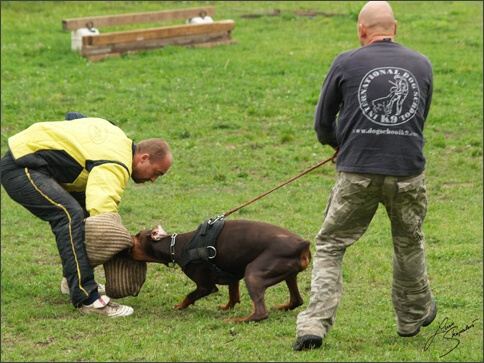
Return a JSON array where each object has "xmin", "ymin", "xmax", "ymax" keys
[{"xmin": 220, "ymin": 149, "xmax": 338, "ymax": 219}]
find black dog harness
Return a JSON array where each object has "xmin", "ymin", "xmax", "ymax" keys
[{"xmin": 174, "ymin": 218, "xmax": 239, "ymax": 281}]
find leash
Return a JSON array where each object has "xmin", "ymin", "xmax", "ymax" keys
[{"xmin": 209, "ymin": 149, "xmax": 338, "ymax": 223}]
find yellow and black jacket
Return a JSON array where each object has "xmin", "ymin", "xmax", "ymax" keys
[{"xmin": 7, "ymin": 118, "xmax": 134, "ymax": 216}]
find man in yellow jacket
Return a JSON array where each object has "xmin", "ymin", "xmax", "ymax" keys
[{"xmin": 0, "ymin": 113, "xmax": 172, "ymax": 317}]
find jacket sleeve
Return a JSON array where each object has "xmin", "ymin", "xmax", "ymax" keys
[
  {"xmin": 313, "ymin": 62, "xmax": 343, "ymax": 149},
  {"xmin": 85, "ymin": 163, "xmax": 130, "ymax": 216},
  {"xmin": 422, "ymin": 61, "xmax": 433, "ymax": 123}
]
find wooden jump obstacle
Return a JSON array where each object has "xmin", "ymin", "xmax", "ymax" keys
[{"xmin": 62, "ymin": 7, "xmax": 236, "ymax": 61}]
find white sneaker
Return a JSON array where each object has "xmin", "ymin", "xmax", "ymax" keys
[
  {"xmin": 61, "ymin": 277, "xmax": 106, "ymax": 295},
  {"xmin": 79, "ymin": 295, "xmax": 133, "ymax": 317}
]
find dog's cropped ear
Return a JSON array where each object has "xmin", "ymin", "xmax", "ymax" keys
[{"xmin": 150, "ymin": 225, "xmax": 168, "ymax": 241}]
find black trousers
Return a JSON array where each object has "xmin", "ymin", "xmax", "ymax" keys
[{"xmin": 1, "ymin": 151, "xmax": 96, "ymax": 307}]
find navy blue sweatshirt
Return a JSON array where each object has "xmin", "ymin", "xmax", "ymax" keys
[{"xmin": 314, "ymin": 40, "xmax": 433, "ymax": 176}]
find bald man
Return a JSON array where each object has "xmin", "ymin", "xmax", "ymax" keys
[{"xmin": 293, "ymin": 1, "xmax": 436, "ymax": 350}]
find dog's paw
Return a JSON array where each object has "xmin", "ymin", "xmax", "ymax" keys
[
  {"xmin": 219, "ymin": 303, "xmax": 235, "ymax": 310},
  {"xmin": 174, "ymin": 302, "xmax": 189, "ymax": 309}
]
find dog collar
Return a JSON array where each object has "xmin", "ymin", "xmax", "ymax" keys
[{"xmin": 169, "ymin": 233, "xmax": 177, "ymax": 268}]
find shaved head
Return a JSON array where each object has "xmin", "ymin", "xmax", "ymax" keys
[{"xmin": 358, "ymin": 1, "xmax": 397, "ymax": 45}]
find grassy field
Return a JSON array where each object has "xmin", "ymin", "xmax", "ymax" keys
[{"xmin": 1, "ymin": 1, "xmax": 482, "ymax": 362}]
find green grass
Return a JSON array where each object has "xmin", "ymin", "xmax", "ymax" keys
[{"xmin": 1, "ymin": 1, "xmax": 482, "ymax": 362}]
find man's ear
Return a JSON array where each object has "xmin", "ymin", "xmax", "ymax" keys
[
  {"xmin": 140, "ymin": 153, "xmax": 150, "ymax": 163},
  {"xmin": 358, "ymin": 23, "xmax": 367, "ymax": 40}
]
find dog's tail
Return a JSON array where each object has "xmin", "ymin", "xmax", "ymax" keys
[{"xmin": 300, "ymin": 242, "xmax": 311, "ymax": 271}]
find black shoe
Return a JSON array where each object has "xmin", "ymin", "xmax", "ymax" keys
[
  {"xmin": 398, "ymin": 299, "xmax": 437, "ymax": 337},
  {"xmin": 293, "ymin": 335, "xmax": 323, "ymax": 351}
]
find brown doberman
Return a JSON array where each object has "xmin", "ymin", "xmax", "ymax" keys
[{"xmin": 129, "ymin": 219, "xmax": 311, "ymax": 322}]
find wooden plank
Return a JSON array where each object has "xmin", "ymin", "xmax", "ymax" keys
[
  {"xmin": 83, "ymin": 31, "xmax": 230, "ymax": 55},
  {"xmin": 82, "ymin": 20, "xmax": 235, "ymax": 46},
  {"xmin": 85, "ymin": 38, "xmax": 237, "ymax": 62},
  {"xmin": 62, "ymin": 7, "xmax": 216, "ymax": 30},
  {"xmin": 82, "ymin": 32, "xmax": 236, "ymax": 61},
  {"xmin": 82, "ymin": 31, "xmax": 234, "ymax": 56}
]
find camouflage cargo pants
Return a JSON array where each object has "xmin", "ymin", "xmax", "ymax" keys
[{"xmin": 296, "ymin": 171, "xmax": 434, "ymax": 338}]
